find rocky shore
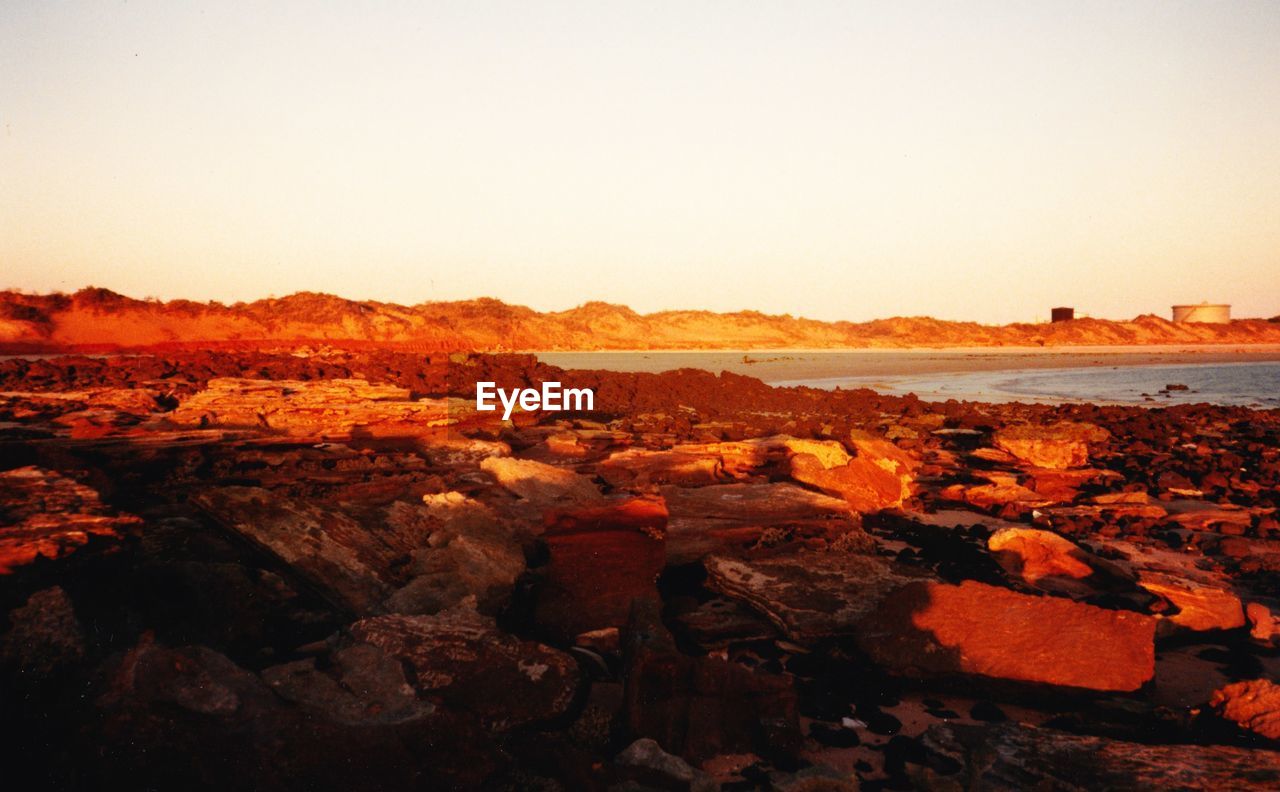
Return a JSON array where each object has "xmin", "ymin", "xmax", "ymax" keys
[{"xmin": 3, "ymin": 349, "xmax": 1280, "ymax": 790}]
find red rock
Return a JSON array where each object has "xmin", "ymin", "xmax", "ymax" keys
[
  {"xmin": 1136, "ymin": 570, "xmax": 1244, "ymax": 633},
  {"xmin": 1247, "ymin": 602, "xmax": 1279, "ymax": 644},
  {"xmin": 0, "ymin": 466, "xmax": 141, "ymax": 573},
  {"xmin": 1210, "ymin": 679, "xmax": 1280, "ymax": 741},
  {"xmin": 789, "ymin": 430, "xmax": 917, "ymax": 512},
  {"xmin": 480, "ymin": 455, "xmax": 604, "ymax": 507},
  {"xmin": 535, "ymin": 496, "xmax": 668, "ymax": 640},
  {"xmin": 168, "ymin": 377, "xmax": 485, "ymax": 440},
  {"xmin": 351, "ymin": 606, "xmax": 580, "ymax": 731},
  {"xmin": 856, "ymin": 580, "xmax": 1156, "ymax": 692},
  {"xmin": 661, "ymin": 482, "xmax": 865, "ymax": 563},
  {"xmin": 624, "ymin": 598, "xmax": 800, "ymax": 762},
  {"xmin": 988, "ymin": 527, "xmax": 1103, "ymax": 583},
  {"xmin": 993, "ymin": 421, "xmax": 1110, "ymax": 469}
]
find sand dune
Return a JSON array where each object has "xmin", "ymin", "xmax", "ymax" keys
[{"xmin": 3, "ymin": 287, "xmax": 1279, "ymax": 352}]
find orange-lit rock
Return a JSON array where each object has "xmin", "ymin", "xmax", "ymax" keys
[
  {"xmin": 479, "ymin": 455, "xmax": 604, "ymax": 507},
  {"xmin": 856, "ymin": 580, "xmax": 1155, "ymax": 692},
  {"xmin": 535, "ymin": 496, "xmax": 667, "ymax": 640},
  {"xmin": 168, "ymin": 377, "xmax": 482, "ymax": 440},
  {"xmin": 1137, "ymin": 570, "xmax": 1244, "ymax": 633},
  {"xmin": 0, "ymin": 466, "xmax": 140, "ymax": 574},
  {"xmin": 993, "ymin": 421, "xmax": 1110, "ymax": 469},
  {"xmin": 988, "ymin": 527, "xmax": 1101, "ymax": 583},
  {"xmin": 661, "ymin": 482, "xmax": 864, "ymax": 563},
  {"xmin": 1210, "ymin": 679, "xmax": 1280, "ymax": 741},
  {"xmin": 788, "ymin": 430, "xmax": 918, "ymax": 512}
]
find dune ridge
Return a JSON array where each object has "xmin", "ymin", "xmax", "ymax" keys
[{"xmin": 2, "ymin": 287, "xmax": 1279, "ymax": 352}]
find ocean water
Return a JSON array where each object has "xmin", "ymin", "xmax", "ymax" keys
[
  {"xmin": 539, "ymin": 351, "xmax": 1280, "ymax": 408},
  {"xmin": 774, "ymin": 362, "xmax": 1280, "ymax": 408}
]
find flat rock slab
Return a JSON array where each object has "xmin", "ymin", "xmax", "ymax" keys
[
  {"xmin": 169, "ymin": 377, "xmax": 475, "ymax": 440},
  {"xmin": 194, "ymin": 486, "xmax": 419, "ymax": 614},
  {"xmin": 993, "ymin": 421, "xmax": 1110, "ymax": 469},
  {"xmin": 350, "ymin": 608, "xmax": 579, "ymax": 731},
  {"xmin": 0, "ymin": 466, "xmax": 141, "ymax": 574},
  {"xmin": 915, "ymin": 721, "xmax": 1280, "ymax": 790},
  {"xmin": 703, "ymin": 551, "xmax": 924, "ymax": 643},
  {"xmin": 480, "ymin": 455, "xmax": 604, "ymax": 507},
  {"xmin": 858, "ymin": 579, "xmax": 1155, "ymax": 692},
  {"xmin": 662, "ymin": 483, "xmax": 862, "ymax": 563}
]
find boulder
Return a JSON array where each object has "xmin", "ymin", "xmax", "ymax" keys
[
  {"xmin": 993, "ymin": 422, "xmax": 1110, "ymax": 469},
  {"xmin": 1209, "ymin": 679, "xmax": 1280, "ymax": 741},
  {"xmin": 535, "ymin": 496, "xmax": 667, "ymax": 640},
  {"xmin": 350, "ymin": 605, "xmax": 580, "ymax": 731},
  {"xmin": 384, "ymin": 495, "xmax": 526, "ymax": 616},
  {"xmin": 0, "ymin": 586, "xmax": 84, "ymax": 677},
  {"xmin": 856, "ymin": 580, "xmax": 1155, "ymax": 692},
  {"xmin": 1247, "ymin": 602, "xmax": 1280, "ymax": 644},
  {"xmin": 987, "ymin": 527, "xmax": 1136, "ymax": 597},
  {"xmin": 789, "ymin": 430, "xmax": 917, "ymax": 512},
  {"xmin": 614, "ymin": 737, "xmax": 719, "ymax": 792},
  {"xmin": 1136, "ymin": 571, "xmax": 1244, "ymax": 633},
  {"xmin": 262, "ymin": 643, "xmax": 435, "ymax": 725}
]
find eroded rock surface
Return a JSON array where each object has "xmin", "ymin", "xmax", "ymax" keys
[{"xmin": 350, "ymin": 606, "xmax": 579, "ymax": 730}]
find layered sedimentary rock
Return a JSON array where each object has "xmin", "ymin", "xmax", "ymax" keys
[
  {"xmin": 350, "ymin": 607, "xmax": 579, "ymax": 731},
  {"xmin": 856, "ymin": 580, "xmax": 1156, "ymax": 692},
  {"xmin": 0, "ymin": 466, "xmax": 141, "ymax": 573},
  {"xmin": 535, "ymin": 496, "xmax": 668, "ymax": 640},
  {"xmin": 623, "ymin": 598, "xmax": 800, "ymax": 761},
  {"xmin": 661, "ymin": 483, "xmax": 868, "ymax": 563},
  {"xmin": 168, "ymin": 377, "xmax": 477, "ymax": 439},
  {"xmin": 993, "ymin": 421, "xmax": 1110, "ymax": 469},
  {"xmin": 914, "ymin": 722, "xmax": 1280, "ymax": 790},
  {"xmin": 703, "ymin": 552, "xmax": 923, "ymax": 643},
  {"xmin": 3, "ymin": 348, "xmax": 1280, "ymax": 789},
  {"xmin": 1209, "ymin": 679, "xmax": 1280, "ymax": 741},
  {"xmin": 193, "ymin": 487, "xmax": 417, "ymax": 614}
]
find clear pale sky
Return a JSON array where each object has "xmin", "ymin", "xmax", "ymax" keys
[{"xmin": 3, "ymin": 1, "xmax": 1278, "ymax": 323}]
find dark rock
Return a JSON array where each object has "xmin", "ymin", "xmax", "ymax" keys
[
  {"xmin": 914, "ymin": 721, "xmax": 1280, "ymax": 790},
  {"xmin": 350, "ymin": 605, "xmax": 580, "ymax": 731},
  {"xmin": 623, "ymin": 598, "xmax": 800, "ymax": 762},
  {"xmin": 536, "ymin": 496, "xmax": 667, "ymax": 641}
]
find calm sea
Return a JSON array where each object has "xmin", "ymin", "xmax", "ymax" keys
[{"xmin": 539, "ymin": 351, "xmax": 1280, "ymax": 408}]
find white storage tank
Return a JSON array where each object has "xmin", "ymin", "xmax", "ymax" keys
[{"xmin": 1171, "ymin": 303, "xmax": 1231, "ymax": 323}]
